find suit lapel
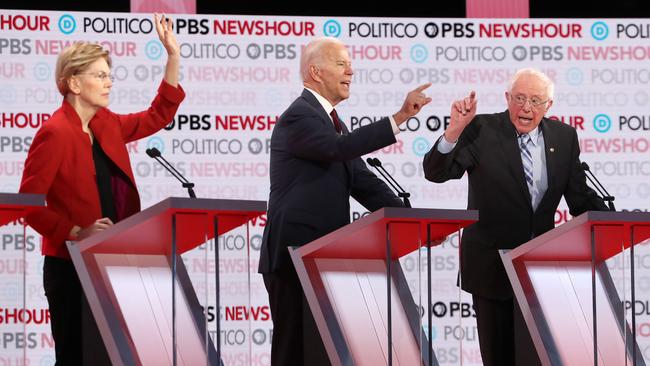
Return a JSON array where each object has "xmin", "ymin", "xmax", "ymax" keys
[
  {"xmin": 301, "ymin": 89, "xmax": 334, "ymax": 130},
  {"xmin": 300, "ymin": 89, "xmax": 353, "ymax": 186},
  {"xmin": 537, "ymin": 119, "xmax": 557, "ymax": 209},
  {"xmin": 496, "ymin": 112, "xmax": 532, "ymax": 208}
]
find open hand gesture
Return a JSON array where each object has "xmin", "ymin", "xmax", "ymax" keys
[{"xmin": 154, "ymin": 13, "xmax": 179, "ymax": 57}]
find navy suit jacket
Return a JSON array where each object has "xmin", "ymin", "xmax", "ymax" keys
[
  {"xmin": 423, "ymin": 111, "xmax": 607, "ymax": 299},
  {"xmin": 259, "ymin": 89, "xmax": 404, "ymax": 274}
]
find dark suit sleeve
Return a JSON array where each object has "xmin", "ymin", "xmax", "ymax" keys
[
  {"xmin": 350, "ymin": 157, "xmax": 404, "ymax": 211},
  {"xmin": 423, "ymin": 119, "xmax": 480, "ymax": 183},
  {"xmin": 563, "ymin": 128, "xmax": 608, "ymax": 215},
  {"xmin": 285, "ymin": 105, "xmax": 396, "ymax": 162}
]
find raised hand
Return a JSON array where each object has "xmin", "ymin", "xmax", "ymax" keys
[
  {"xmin": 154, "ymin": 13, "xmax": 179, "ymax": 57},
  {"xmin": 393, "ymin": 83, "xmax": 433, "ymax": 125},
  {"xmin": 445, "ymin": 91, "xmax": 477, "ymax": 143},
  {"xmin": 153, "ymin": 13, "xmax": 180, "ymax": 87}
]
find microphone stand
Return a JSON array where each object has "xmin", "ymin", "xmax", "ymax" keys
[
  {"xmin": 581, "ymin": 162, "xmax": 615, "ymax": 211},
  {"xmin": 146, "ymin": 147, "xmax": 197, "ymax": 198},
  {"xmin": 366, "ymin": 157, "xmax": 411, "ymax": 208}
]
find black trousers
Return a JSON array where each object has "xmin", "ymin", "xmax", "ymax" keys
[
  {"xmin": 472, "ymin": 294, "xmax": 542, "ymax": 366},
  {"xmin": 43, "ymin": 256, "xmax": 111, "ymax": 366},
  {"xmin": 263, "ymin": 268, "xmax": 330, "ymax": 366}
]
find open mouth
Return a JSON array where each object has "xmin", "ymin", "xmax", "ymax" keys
[{"xmin": 518, "ymin": 116, "xmax": 533, "ymax": 124}]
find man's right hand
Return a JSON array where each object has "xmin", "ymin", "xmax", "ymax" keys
[
  {"xmin": 70, "ymin": 217, "xmax": 114, "ymax": 241},
  {"xmin": 392, "ymin": 83, "xmax": 433, "ymax": 125},
  {"xmin": 445, "ymin": 91, "xmax": 477, "ymax": 143}
]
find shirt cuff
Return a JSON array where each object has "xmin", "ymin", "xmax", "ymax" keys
[
  {"xmin": 436, "ymin": 135, "xmax": 457, "ymax": 154},
  {"xmin": 389, "ymin": 115, "xmax": 400, "ymax": 135}
]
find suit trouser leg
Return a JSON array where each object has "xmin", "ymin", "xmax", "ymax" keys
[
  {"xmin": 263, "ymin": 269, "xmax": 329, "ymax": 366},
  {"xmin": 473, "ymin": 294, "xmax": 515, "ymax": 366},
  {"xmin": 44, "ymin": 256, "xmax": 83, "ymax": 366},
  {"xmin": 473, "ymin": 294, "xmax": 541, "ymax": 366},
  {"xmin": 44, "ymin": 256, "xmax": 112, "ymax": 366},
  {"xmin": 513, "ymin": 298, "xmax": 541, "ymax": 366}
]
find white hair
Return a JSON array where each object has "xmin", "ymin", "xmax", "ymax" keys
[
  {"xmin": 508, "ymin": 68, "xmax": 555, "ymax": 100},
  {"xmin": 299, "ymin": 37, "xmax": 344, "ymax": 82}
]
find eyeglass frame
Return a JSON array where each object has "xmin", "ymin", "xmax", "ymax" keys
[
  {"xmin": 508, "ymin": 93, "xmax": 550, "ymax": 109},
  {"xmin": 75, "ymin": 71, "xmax": 115, "ymax": 83}
]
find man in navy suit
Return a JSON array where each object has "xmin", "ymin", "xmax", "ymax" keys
[
  {"xmin": 423, "ymin": 68, "xmax": 607, "ymax": 366},
  {"xmin": 258, "ymin": 37, "xmax": 432, "ymax": 365}
]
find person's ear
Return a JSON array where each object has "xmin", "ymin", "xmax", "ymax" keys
[
  {"xmin": 309, "ymin": 64, "xmax": 321, "ymax": 82},
  {"xmin": 68, "ymin": 77, "xmax": 81, "ymax": 95}
]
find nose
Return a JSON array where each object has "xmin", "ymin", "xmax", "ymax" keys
[{"xmin": 521, "ymin": 99, "xmax": 533, "ymax": 111}]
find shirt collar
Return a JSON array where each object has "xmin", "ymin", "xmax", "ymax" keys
[
  {"xmin": 304, "ymin": 87, "xmax": 334, "ymax": 116},
  {"xmin": 520, "ymin": 125, "xmax": 542, "ymax": 147}
]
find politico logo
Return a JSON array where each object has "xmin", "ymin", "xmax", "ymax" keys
[
  {"xmin": 348, "ymin": 22, "xmax": 418, "ymax": 38},
  {"xmin": 616, "ymin": 23, "xmax": 650, "ymax": 39},
  {"xmin": 82, "ymin": 16, "xmax": 153, "ymax": 34},
  {"xmin": 618, "ymin": 116, "xmax": 650, "ymax": 132}
]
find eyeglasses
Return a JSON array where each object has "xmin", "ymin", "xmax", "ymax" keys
[
  {"xmin": 76, "ymin": 71, "xmax": 115, "ymax": 83},
  {"xmin": 510, "ymin": 94, "xmax": 549, "ymax": 109}
]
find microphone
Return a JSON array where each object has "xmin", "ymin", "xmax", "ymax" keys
[
  {"xmin": 581, "ymin": 162, "xmax": 615, "ymax": 211},
  {"xmin": 146, "ymin": 147, "xmax": 196, "ymax": 198},
  {"xmin": 366, "ymin": 157, "xmax": 411, "ymax": 208}
]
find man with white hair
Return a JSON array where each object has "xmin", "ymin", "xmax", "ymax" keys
[
  {"xmin": 422, "ymin": 68, "xmax": 607, "ymax": 365},
  {"xmin": 259, "ymin": 37, "xmax": 432, "ymax": 365}
]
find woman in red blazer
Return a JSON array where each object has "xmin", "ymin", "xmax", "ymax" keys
[{"xmin": 19, "ymin": 14, "xmax": 184, "ymax": 365}]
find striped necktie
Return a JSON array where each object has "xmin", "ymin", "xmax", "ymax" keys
[{"xmin": 519, "ymin": 133, "xmax": 534, "ymax": 196}]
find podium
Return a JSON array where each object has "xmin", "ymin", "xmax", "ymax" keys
[
  {"xmin": 0, "ymin": 193, "xmax": 45, "ymax": 363},
  {"xmin": 289, "ymin": 207, "xmax": 477, "ymax": 366},
  {"xmin": 67, "ymin": 197, "xmax": 266, "ymax": 366},
  {"xmin": 0, "ymin": 192, "xmax": 44, "ymax": 226},
  {"xmin": 501, "ymin": 211, "xmax": 650, "ymax": 366}
]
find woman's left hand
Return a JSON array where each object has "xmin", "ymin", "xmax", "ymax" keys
[{"xmin": 154, "ymin": 13, "xmax": 179, "ymax": 57}]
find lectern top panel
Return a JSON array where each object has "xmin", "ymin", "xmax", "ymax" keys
[
  {"xmin": 296, "ymin": 207, "xmax": 478, "ymax": 260},
  {"xmin": 73, "ymin": 197, "xmax": 267, "ymax": 255},
  {"xmin": 508, "ymin": 210, "xmax": 650, "ymax": 262},
  {"xmin": 0, "ymin": 193, "xmax": 45, "ymax": 227}
]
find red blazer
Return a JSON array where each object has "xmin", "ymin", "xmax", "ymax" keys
[{"xmin": 19, "ymin": 80, "xmax": 185, "ymax": 259}]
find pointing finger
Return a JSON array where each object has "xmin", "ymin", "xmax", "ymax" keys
[{"xmin": 414, "ymin": 82, "xmax": 432, "ymax": 93}]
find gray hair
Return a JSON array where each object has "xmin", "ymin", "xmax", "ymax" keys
[
  {"xmin": 508, "ymin": 68, "xmax": 555, "ymax": 100},
  {"xmin": 300, "ymin": 37, "xmax": 344, "ymax": 81}
]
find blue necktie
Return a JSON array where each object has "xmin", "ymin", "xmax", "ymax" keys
[{"xmin": 519, "ymin": 133, "xmax": 534, "ymax": 197}]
